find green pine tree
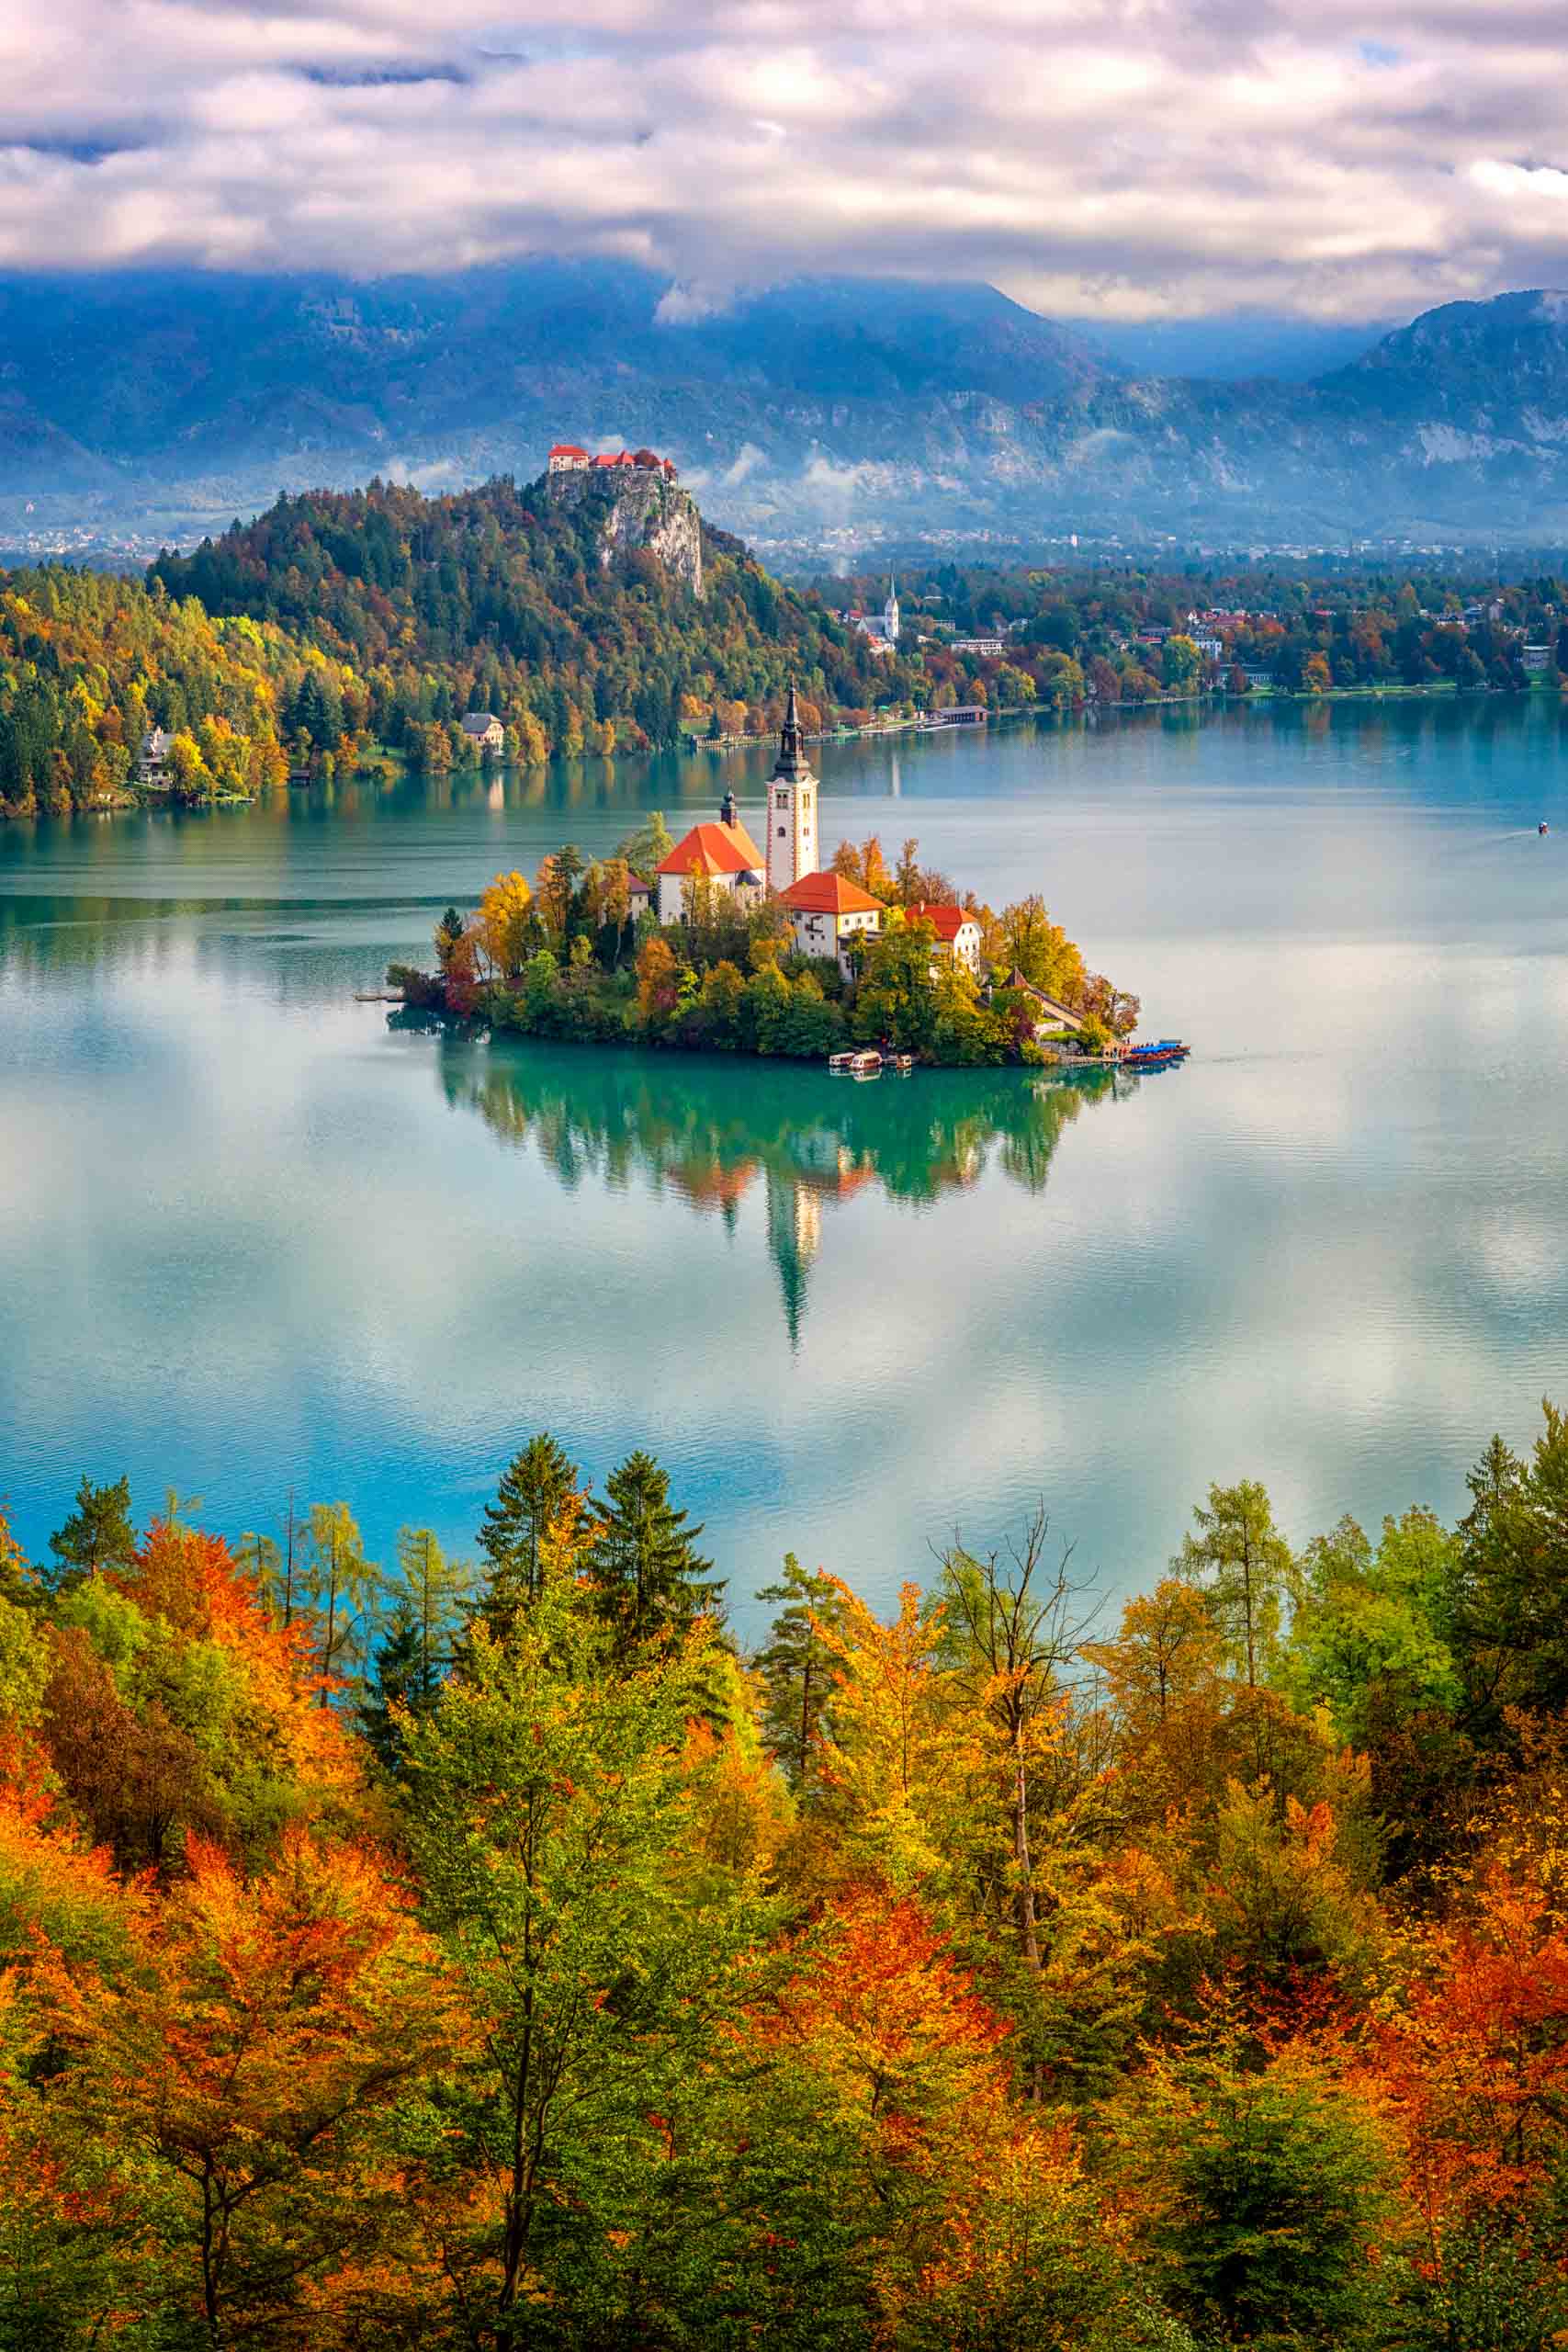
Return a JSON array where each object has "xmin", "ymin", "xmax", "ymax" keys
[
  {"xmin": 754, "ymin": 1553, "xmax": 844, "ymax": 1792},
  {"xmin": 47, "ymin": 1473, "xmax": 137, "ymax": 1589},
  {"xmin": 592, "ymin": 1450, "xmax": 724, "ymax": 1658},
  {"xmin": 477, "ymin": 1433, "xmax": 579, "ymax": 1639}
]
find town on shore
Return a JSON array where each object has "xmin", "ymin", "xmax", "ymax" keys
[
  {"xmin": 7, "ymin": 450, "xmax": 1568, "ymax": 821},
  {"xmin": 394, "ymin": 688, "xmax": 1144, "ymax": 1069}
]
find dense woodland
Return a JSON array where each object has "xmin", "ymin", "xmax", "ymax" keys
[
  {"xmin": 10, "ymin": 484, "xmax": 1568, "ymax": 820},
  {"xmin": 149, "ymin": 476, "xmax": 900, "ymax": 774},
  {"xmin": 393, "ymin": 826, "xmax": 1137, "ymax": 1067},
  {"xmin": 6, "ymin": 1402, "xmax": 1568, "ymax": 2347}
]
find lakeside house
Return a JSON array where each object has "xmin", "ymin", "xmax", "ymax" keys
[
  {"xmin": 626, "ymin": 875, "xmax": 653, "ymax": 922},
  {"xmin": 949, "ymin": 636, "xmax": 1007, "ymax": 657},
  {"xmin": 777, "ymin": 869, "xmax": 885, "ymax": 975},
  {"xmin": 461, "ymin": 712, "xmax": 505, "ymax": 756},
  {"xmin": 139, "ymin": 726, "xmax": 174, "ymax": 788}
]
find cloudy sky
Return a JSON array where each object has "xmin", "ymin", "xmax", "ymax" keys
[{"xmin": 5, "ymin": 0, "xmax": 1568, "ymax": 322}]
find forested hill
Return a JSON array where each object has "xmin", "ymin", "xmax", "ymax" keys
[{"xmin": 149, "ymin": 471, "xmax": 906, "ymax": 764}]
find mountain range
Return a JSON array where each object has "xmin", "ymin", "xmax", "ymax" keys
[{"xmin": 7, "ymin": 264, "xmax": 1568, "ymax": 558}]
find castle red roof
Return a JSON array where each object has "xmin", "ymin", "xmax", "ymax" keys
[
  {"xmin": 549, "ymin": 443, "xmax": 588, "ymax": 458},
  {"xmin": 778, "ymin": 870, "xmax": 885, "ymax": 917},
  {"xmin": 906, "ymin": 900, "xmax": 975, "ymax": 943},
  {"xmin": 656, "ymin": 820, "xmax": 766, "ymax": 878}
]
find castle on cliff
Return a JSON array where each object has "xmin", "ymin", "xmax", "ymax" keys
[{"xmin": 548, "ymin": 444, "xmax": 679, "ymax": 480}]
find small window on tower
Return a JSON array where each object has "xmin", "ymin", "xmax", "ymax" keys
[{"xmin": 777, "ymin": 824, "xmax": 786, "ymax": 837}]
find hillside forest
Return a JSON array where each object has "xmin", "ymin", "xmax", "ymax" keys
[
  {"xmin": 8, "ymin": 476, "xmax": 1568, "ymax": 819},
  {"xmin": 6, "ymin": 1403, "xmax": 1568, "ymax": 2347}
]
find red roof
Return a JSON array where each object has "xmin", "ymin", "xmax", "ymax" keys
[
  {"xmin": 656, "ymin": 820, "xmax": 766, "ymax": 879},
  {"xmin": 906, "ymin": 899, "xmax": 974, "ymax": 942},
  {"xmin": 778, "ymin": 870, "xmax": 885, "ymax": 917},
  {"xmin": 549, "ymin": 443, "xmax": 588, "ymax": 458}
]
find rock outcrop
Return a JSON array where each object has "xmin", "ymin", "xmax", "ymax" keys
[{"xmin": 543, "ymin": 467, "xmax": 704, "ymax": 596}]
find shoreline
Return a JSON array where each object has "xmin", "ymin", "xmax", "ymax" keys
[{"xmin": 5, "ymin": 677, "xmax": 1558, "ymax": 827}]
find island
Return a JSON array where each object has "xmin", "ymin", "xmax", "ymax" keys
[{"xmin": 390, "ymin": 690, "xmax": 1142, "ymax": 1069}]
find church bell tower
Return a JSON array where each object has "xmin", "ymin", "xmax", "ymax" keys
[{"xmin": 766, "ymin": 683, "xmax": 818, "ymax": 896}]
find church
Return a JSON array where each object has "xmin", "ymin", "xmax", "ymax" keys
[
  {"xmin": 656, "ymin": 689, "xmax": 885, "ymax": 976},
  {"xmin": 850, "ymin": 578, "xmax": 900, "ymax": 652}
]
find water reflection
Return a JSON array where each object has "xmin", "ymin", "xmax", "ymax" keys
[{"xmin": 428, "ymin": 1026, "xmax": 1134, "ymax": 1344}]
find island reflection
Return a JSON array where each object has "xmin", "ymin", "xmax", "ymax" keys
[{"xmin": 418, "ymin": 1023, "xmax": 1145, "ymax": 1343}]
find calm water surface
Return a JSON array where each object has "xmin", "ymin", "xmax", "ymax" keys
[{"xmin": 5, "ymin": 699, "xmax": 1568, "ymax": 1628}]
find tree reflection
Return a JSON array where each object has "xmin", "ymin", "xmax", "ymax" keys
[{"xmin": 420, "ymin": 1023, "xmax": 1140, "ymax": 1343}]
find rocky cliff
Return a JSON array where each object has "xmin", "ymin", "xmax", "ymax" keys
[{"xmin": 544, "ymin": 466, "xmax": 705, "ymax": 596}]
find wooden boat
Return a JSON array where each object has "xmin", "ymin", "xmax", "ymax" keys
[
  {"xmin": 885, "ymin": 1053, "xmax": 915, "ymax": 1073},
  {"xmin": 829, "ymin": 1048, "xmax": 884, "ymax": 1077}
]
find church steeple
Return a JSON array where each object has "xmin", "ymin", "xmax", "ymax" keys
[
  {"xmin": 766, "ymin": 679, "xmax": 818, "ymax": 894},
  {"xmin": 774, "ymin": 680, "xmax": 809, "ymax": 780}
]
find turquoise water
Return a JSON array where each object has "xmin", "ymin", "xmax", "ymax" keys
[{"xmin": 5, "ymin": 698, "xmax": 1568, "ymax": 1626}]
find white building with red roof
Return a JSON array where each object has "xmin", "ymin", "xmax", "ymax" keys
[
  {"xmin": 777, "ymin": 869, "xmax": 885, "ymax": 975},
  {"xmin": 905, "ymin": 899, "xmax": 983, "ymax": 973},
  {"xmin": 547, "ymin": 444, "xmax": 590, "ymax": 473},
  {"xmin": 655, "ymin": 791, "xmax": 766, "ymax": 923}
]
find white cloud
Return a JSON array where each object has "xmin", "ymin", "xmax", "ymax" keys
[{"xmin": 4, "ymin": 2, "xmax": 1568, "ymax": 317}]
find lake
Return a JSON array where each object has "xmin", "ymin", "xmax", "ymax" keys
[{"xmin": 6, "ymin": 696, "xmax": 1568, "ymax": 1631}]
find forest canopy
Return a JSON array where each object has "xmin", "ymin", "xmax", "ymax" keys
[{"xmin": 6, "ymin": 1401, "xmax": 1568, "ymax": 2347}]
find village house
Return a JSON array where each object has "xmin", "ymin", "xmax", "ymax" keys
[
  {"xmin": 139, "ymin": 726, "xmax": 174, "ymax": 788},
  {"xmin": 626, "ymin": 874, "xmax": 653, "ymax": 923},
  {"xmin": 655, "ymin": 791, "xmax": 766, "ymax": 924},
  {"xmin": 949, "ymin": 636, "xmax": 1007, "ymax": 658},
  {"xmin": 906, "ymin": 899, "xmax": 982, "ymax": 973},
  {"xmin": 460, "ymin": 712, "xmax": 505, "ymax": 757},
  {"xmin": 777, "ymin": 869, "xmax": 885, "ymax": 976}
]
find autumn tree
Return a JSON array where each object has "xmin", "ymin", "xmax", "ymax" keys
[
  {"xmin": 1174, "ymin": 1478, "xmax": 1293, "ymax": 1688},
  {"xmin": 935, "ymin": 1509, "xmax": 1097, "ymax": 1976},
  {"xmin": 301, "ymin": 1501, "xmax": 378, "ymax": 1702},
  {"xmin": 476, "ymin": 867, "xmax": 535, "ymax": 981},
  {"xmin": 35, "ymin": 1831, "xmax": 458, "ymax": 2348},
  {"xmin": 403, "ymin": 1584, "xmax": 761, "ymax": 2335}
]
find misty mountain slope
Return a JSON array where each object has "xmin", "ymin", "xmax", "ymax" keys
[{"xmin": 6, "ymin": 267, "xmax": 1568, "ymax": 549}]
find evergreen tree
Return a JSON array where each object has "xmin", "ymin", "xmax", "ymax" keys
[
  {"xmin": 477, "ymin": 1432, "xmax": 579, "ymax": 1638},
  {"xmin": 592, "ymin": 1450, "xmax": 723, "ymax": 1657},
  {"xmin": 48, "ymin": 1473, "xmax": 136, "ymax": 1589},
  {"xmin": 434, "ymin": 905, "xmax": 466, "ymax": 974},
  {"xmin": 361, "ymin": 1601, "xmax": 427, "ymax": 1771},
  {"xmin": 755, "ymin": 1553, "xmax": 844, "ymax": 1792}
]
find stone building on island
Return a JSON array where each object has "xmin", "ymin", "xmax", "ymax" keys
[
  {"xmin": 777, "ymin": 869, "xmax": 884, "ymax": 976},
  {"xmin": 654, "ymin": 790, "xmax": 766, "ymax": 924},
  {"xmin": 651, "ymin": 694, "xmax": 991, "ymax": 989}
]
